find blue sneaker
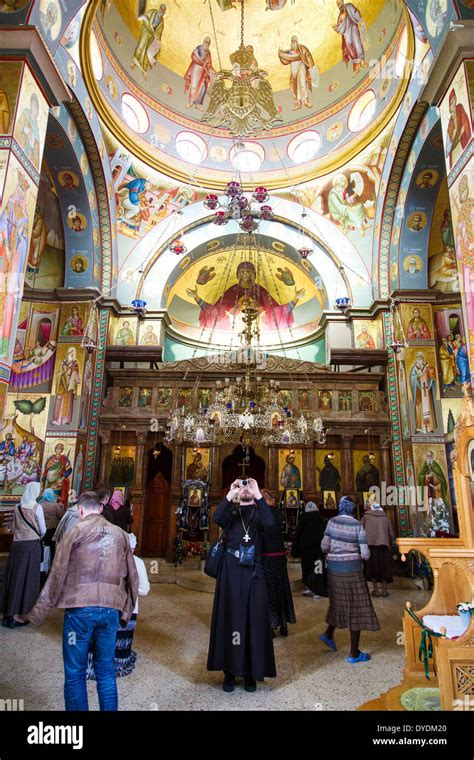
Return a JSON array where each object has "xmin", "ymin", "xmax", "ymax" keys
[
  {"xmin": 347, "ymin": 651, "xmax": 371, "ymax": 664},
  {"xmin": 319, "ymin": 633, "xmax": 337, "ymax": 651}
]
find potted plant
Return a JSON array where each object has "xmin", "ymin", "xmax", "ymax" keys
[{"xmin": 457, "ymin": 601, "xmax": 474, "ymax": 629}]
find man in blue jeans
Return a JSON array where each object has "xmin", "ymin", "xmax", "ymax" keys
[{"xmin": 29, "ymin": 491, "xmax": 138, "ymax": 711}]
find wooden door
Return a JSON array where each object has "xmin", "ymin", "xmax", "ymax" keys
[{"xmin": 142, "ymin": 470, "xmax": 170, "ymax": 556}]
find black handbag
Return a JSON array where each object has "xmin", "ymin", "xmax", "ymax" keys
[
  {"xmin": 204, "ymin": 537, "xmax": 225, "ymax": 578},
  {"xmin": 239, "ymin": 543, "xmax": 255, "ymax": 566}
]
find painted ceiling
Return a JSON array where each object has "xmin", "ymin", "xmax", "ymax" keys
[{"xmin": 81, "ymin": 0, "xmax": 413, "ymax": 188}]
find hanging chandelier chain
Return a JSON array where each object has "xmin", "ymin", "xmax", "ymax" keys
[{"xmin": 240, "ymin": 0, "xmax": 245, "ymax": 48}]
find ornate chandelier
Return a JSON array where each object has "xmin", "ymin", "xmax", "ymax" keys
[
  {"xmin": 165, "ymin": 295, "xmax": 327, "ymax": 447},
  {"xmin": 204, "ymin": 181, "xmax": 273, "ymax": 232},
  {"xmin": 202, "ymin": 0, "xmax": 282, "ymax": 137}
]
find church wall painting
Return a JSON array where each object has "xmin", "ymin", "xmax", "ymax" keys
[
  {"xmin": 428, "ymin": 176, "xmax": 458, "ymax": 293},
  {"xmin": 0, "ymin": 153, "xmax": 38, "ymax": 367},
  {"xmin": 400, "ymin": 303, "xmax": 434, "ymax": 343},
  {"xmin": 25, "ymin": 165, "xmax": 65, "ymax": 290},
  {"xmin": 118, "ymin": 385, "xmax": 133, "ymax": 408},
  {"xmin": 404, "ymin": 345, "xmax": 444, "ymax": 435},
  {"xmin": 157, "ymin": 387, "xmax": 172, "ymax": 406},
  {"xmin": 353, "ymin": 450, "xmax": 380, "ymax": 494},
  {"xmin": 164, "ymin": 251, "xmax": 326, "ymax": 346},
  {"xmin": 278, "ymin": 449, "xmax": 303, "ymax": 490},
  {"xmin": 396, "ymin": 355, "xmax": 411, "ymax": 439},
  {"xmin": 138, "ymin": 386, "xmax": 152, "ymax": 408},
  {"xmin": 412, "ymin": 442, "xmax": 453, "ymax": 534},
  {"xmin": 40, "ymin": 436, "xmax": 75, "ymax": 498},
  {"xmin": 358, "ymin": 390, "xmax": 374, "ymax": 412},
  {"xmin": 71, "ymin": 438, "xmax": 85, "ymax": 498},
  {"xmin": 109, "ymin": 316, "xmax": 138, "ymax": 345},
  {"xmin": 315, "ymin": 449, "xmax": 342, "ymax": 494},
  {"xmin": 433, "ymin": 304, "xmax": 470, "ymax": 396},
  {"xmin": 439, "ymin": 61, "xmax": 473, "ymax": 174},
  {"xmin": 9, "ymin": 301, "xmax": 60, "ymax": 393},
  {"xmin": 12, "ymin": 63, "xmax": 49, "ymax": 172},
  {"xmin": 0, "ymin": 62, "xmax": 23, "ymax": 136},
  {"xmin": 185, "ymin": 447, "xmax": 210, "ymax": 481},
  {"xmin": 277, "ymin": 388, "xmax": 292, "ymax": 409},
  {"xmin": 110, "ymin": 445, "xmax": 135, "ymax": 487},
  {"xmin": 448, "ymin": 157, "xmax": 474, "ymax": 378},
  {"xmin": 138, "ymin": 320, "xmax": 161, "ymax": 346},
  {"xmin": 60, "ymin": 302, "xmax": 88, "ymax": 338},
  {"xmin": 318, "ymin": 390, "xmax": 332, "ymax": 411},
  {"xmin": 0, "ymin": 391, "xmax": 51, "ymax": 496},
  {"xmin": 353, "ymin": 317, "xmax": 384, "ymax": 349},
  {"xmin": 297, "ymin": 389, "xmax": 312, "ymax": 410},
  {"xmin": 47, "ymin": 343, "xmax": 85, "ymax": 431}
]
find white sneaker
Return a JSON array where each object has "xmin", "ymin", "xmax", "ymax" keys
[
  {"xmin": 301, "ymin": 589, "xmax": 312, "ymax": 596},
  {"xmin": 313, "ymin": 595, "xmax": 320, "ymax": 600}
]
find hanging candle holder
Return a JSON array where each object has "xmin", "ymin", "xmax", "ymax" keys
[
  {"xmin": 334, "ymin": 296, "xmax": 351, "ymax": 314},
  {"xmin": 170, "ymin": 239, "xmax": 187, "ymax": 255},
  {"xmin": 239, "ymin": 215, "xmax": 258, "ymax": 233},
  {"xmin": 253, "ymin": 186, "xmax": 269, "ymax": 204},
  {"xmin": 298, "ymin": 246, "xmax": 312, "ymax": 260},
  {"xmin": 204, "ymin": 193, "xmax": 219, "ymax": 210},
  {"xmin": 225, "ymin": 181, "xmax": 242, "ymax": 198},
  {"xmin": 259, "ymin": 205, "xmax": 273, "ymax": 221},
  {"xmin": 130, "ymin": 298, "xmax": 147, "ymax": 317},
  {"xmin": 213, "ymin": 210, "xmax": 228, "ymax": 226}
]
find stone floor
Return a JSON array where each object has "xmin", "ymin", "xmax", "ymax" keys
[{"xmin": 0, "ymin": 582, "xmax": 430, "ymax": 711}]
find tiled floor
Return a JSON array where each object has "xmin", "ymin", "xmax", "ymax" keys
[{"xmin": 0, "ymin": 583, "xmax": 430, "ymax": 711}]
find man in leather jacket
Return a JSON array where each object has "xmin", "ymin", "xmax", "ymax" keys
[{"xmin": 29, "ymin": 491, "xmax": 139, "ymax": 711}]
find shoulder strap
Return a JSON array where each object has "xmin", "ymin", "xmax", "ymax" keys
[{"xmin": 18, "ymin": 506, "xmax": 42, "ymax": 539}]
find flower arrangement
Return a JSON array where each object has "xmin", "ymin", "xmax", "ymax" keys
[
  {"xmin": 184, "ymin": 541, "xmax": 203, "ymax": 558},
  {"xmin": 173, "ymin": 536, "xmax": 185, "ymax": 566}
]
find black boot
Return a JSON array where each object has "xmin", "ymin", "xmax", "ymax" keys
[
  {"xmin": 280, "ymin": 624, "xmax": 288, "ymax": 637},
  {"xmin": 244, "ymin": 676, "xmax": 257, "ymax": 693},
  {"xmin": 223, "ymin": 672, "xmax": 235, "ymax": 693}
]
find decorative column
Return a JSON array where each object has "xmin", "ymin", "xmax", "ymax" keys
[
  {"xmin": 97, "ymin": 429, "xmax": 111, "ymax": 486},
  {"xmin": 420, "ymin": 23, "xmax": 474, "ymax": 383},
  {"xmin": 0, "ymin": 29, "xmax": 69, "ymax": 420},
  {"xmin": 341, "ymin": 434, "xmax": 354, "ymax": 493},
  {"xmin": 131, "ymin": 430, "xmax": 147, "ymax": 551},
  {"xmin": 379, "ymin": 436, "xmax": 392, "ymax": 488}
]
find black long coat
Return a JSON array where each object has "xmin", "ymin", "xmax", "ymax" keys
[{"xmin": 207, "ymin": 497, "xmax": 277, "ymax": 680}]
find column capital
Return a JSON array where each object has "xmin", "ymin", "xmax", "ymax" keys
[
  {"xmin": 99, "ymin": 429, "xmax": 111, "ymax": 444},
  {"xmin": 341, "ymin": 434, "xmax": 353, "ymax": 448},
  {"xmin": 0, "ymin": 26, "xmax": 70, "ymax": 106}
]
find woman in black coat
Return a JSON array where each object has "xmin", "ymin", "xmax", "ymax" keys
[
  {"xmin": 261, "ymin": 489, "xmax": 296, "ymax": 637},
  {"xmin": 207, "ymin": 478, "xmax": 276, "ymax": 693},
  {"xmin": 293, "ymin": 501, "xmax": 327, "ymax": 598}
]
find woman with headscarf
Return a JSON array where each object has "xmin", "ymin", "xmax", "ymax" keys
[
  {"xmin": 207, "ymin": 478, "xmax": 276, "ymax": 693},
  {"xmin": 108, "ymin": 489, "xmax": 133, "ymax": 533},
  {"xmin": 87, "ymin": 533, "xmax": 150, "ymax": 679},
  {"xmin": 361, "ymin": 500, "xmax": 395, "ymax": 597},
  {"xmin": 38, "ymin": 488, "xmax": 64, "ymax": 576},
  {"xmin": 1, "ymin": 482, "xmax": 46, "ymax": 628},
  {"xmin": 261, "ymin": 489, "xmax": 296, "ymax": 637},
  {"xmin": 320, "ymin": 496, "xmax": 380, "ymax": 663},
  {"xmin": 292, "ymin": 501, "xmax": 327, "ymax": 598}
]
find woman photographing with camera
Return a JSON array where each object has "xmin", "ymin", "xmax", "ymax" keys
[{"xmin": 207, "ymin": 477, "xmax": 277, "ymax": 693}]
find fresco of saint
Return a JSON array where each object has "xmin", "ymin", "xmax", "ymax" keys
[
  {"xmin": 332, "ymin": 0, "xmax": 369, "ymax": 75},
  {"xmin": 406, "ymin": 308, "xmax": 431, "ymax": 340},
  {"xmin": 62, "ymin": 307, "xmax": 84, "ymax": 337},
  {"xmin": 410, "ymin": 352, "xmax": 438, "ymax": 433},
  {"xmin": 131, "ymin": 4, "xmax": 167, "ymax": 79},
  {"xmin": 16, "ymin": 94, "xmax": 41, "ymax": 167},
  {"xmin": 184, "ymin": 37, "xmax": 215, "ymax": 111},
  {"xmin": 41, "ymin": 442, "xmax": 72, "ymax": 498},
  {"xmin": 278, "ymin": 35, "xmax": 315, "ymax": 110},
  {"xmin": 51, "ymin": 347, "xmax": 81, "ymax": 426},
  {"xmin": 445, "ymin": 88, "xmax": 472, "ymax": 169},
  {"xmin": 187, "ymin": 260, "xmax": 304, "ymax": 332},
  {"xmin": 280, "ymin": 453, "xmax": 301, "ymax": 489}
]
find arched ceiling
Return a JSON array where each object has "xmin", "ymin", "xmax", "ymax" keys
[{"xmin": 81, "ymin": 0, "xmax": 414, "ymax": 189}]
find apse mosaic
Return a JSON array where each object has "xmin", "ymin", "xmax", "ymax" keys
[{"xmin": 164, "ymin": 249, "xmax": 327, "ymax": 345}]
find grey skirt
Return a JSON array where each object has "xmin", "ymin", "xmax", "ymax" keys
[{"xmin": 326, "ymin": 571, "xmax": 380, "ymax": 631}]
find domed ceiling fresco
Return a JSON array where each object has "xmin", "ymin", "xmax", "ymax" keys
[{"xmin": 81, "ymin": 0, "xmax": 413, "ymax": 188}]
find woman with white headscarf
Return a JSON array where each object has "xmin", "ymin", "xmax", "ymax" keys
[
  {"xmin": 1, "ymin": 482, "xmax": 46, "ymax": 628},
  {"xmin": 87, "ymin": 532, "xmax": 150, "ymax": 678}
]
